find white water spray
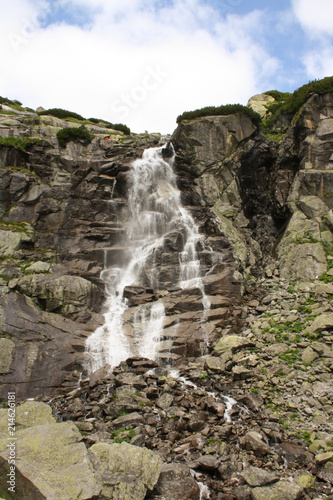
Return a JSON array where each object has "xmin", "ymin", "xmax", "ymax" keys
[{"xmin": 85, "ymin": 144, "xmax": 212, "ymax": 372}]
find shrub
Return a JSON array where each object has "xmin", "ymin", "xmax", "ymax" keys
[
  {"xmin": 176, "ymin": 103, "xmax": 261, "ymax": 127},
  {"xmin": 38, "ymin": 108, "xmax": 85, "ymax": 121},
  {"xmin": 110, "ymin": 123, "xmax": 131, "ymax": 135},
  {"xmin": 57, "ymin": 125, "xmax": 93, "ymax": 148},
  {"xmin": 0, "ymin": 96, "xmax": 23, "ymax": 108},
  {"xmin": 89, "ymin": 118, "xmax": 131, "ymax": 135},
  {"xmin": 263, "ymin": 76, "xmax": 333, "ymax": 130}
]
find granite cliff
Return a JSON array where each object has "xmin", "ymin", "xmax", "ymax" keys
[{"xmin": 0, "ymin": 88, "xmax": 332, "ymax": 499}]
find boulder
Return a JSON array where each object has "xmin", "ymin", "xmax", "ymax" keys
[
  {"xmin": 15, "ymin": 401, "xmax": 56, "ymax": 429},
  {"xmin": 251, "ymin": 480, "xmax": 303, "ymax": 500},
  {"xmin": 239, "ymin": 431, "xmax": 271, "ymax": 457},
  {"xmin": 24, "ymin": 261, "xmax": 51, "ymax": 274},
  {"xmin": 153, "ymin": 463, "xmax": 200, "ymax": 500},
  {"xmin": 247, "ymin": 93, "xmax": 276, "ymax": 118},
  {"xmin": 0, "ymin": 225, "xmax": 35, "ymax": 256},
  {"xmin": 16, "ymin": 274, "xmax": 102, "ymax": 315},
  {"xmin": 204, "ymin": 355, "xmax": 227, "ymax": 372},
  {"xmin": 297, "ymin": 195, "xmax": 330, "ymax": 218},
  {"xmin": 240, "ymin": 466, "xmax": 279, "ymax": 487},
  {"xmin": 88, "ymin": 441, "xmax": 161, "ymax": 500},
  {"xmin": 214, "ymin": 335, "xmax": 254, "ymax": 356},
  {"xmin": 0, "ymin": 421, "xmax": 99, "ymax": 500},
  {"xmin": 306, "ymin": 312, "xmax": 333, "ymax": 334},
  {"xmin": 317, "ymin": 462, "xmax": 333, "ymax": 484}
]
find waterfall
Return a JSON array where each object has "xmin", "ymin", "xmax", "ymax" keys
[{"xmin": 85, "ymin": 143, "xmax": 211, "ymax": 373}]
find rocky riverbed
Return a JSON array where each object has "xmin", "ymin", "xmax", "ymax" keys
[{"xmin": 1, "ymin": 272, "xmax": 330, "ymax": 499}]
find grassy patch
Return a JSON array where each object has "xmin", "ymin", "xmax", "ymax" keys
[
  {"xmin": 0, "ymin": 220, "xmax": 32, "ymax": 233},
  {"xmin": 279, "ymin": 348, "xmax": 301, "ymax": 365},
  {"xmin": 0, "ymin": 165, "xmax": 39, "ymax": 178},
  {"xmin": 261, "ymin": 132, "xmax": 285, "ymax": 142},
  {"xmin": 111, "ymin": 427, "xmax": 136, "ymax": 444},
  {"xmin": 0, "ymin": 109, "xmax": 16, "ymax": 116},
  {"xmin": 0, "ymin": 137, "xmax": 41, "ymax": 151}
]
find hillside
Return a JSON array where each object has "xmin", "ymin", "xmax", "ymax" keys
[{"xmin": 0, "ymin": 84, "xmax": 332, "ymax": 499}]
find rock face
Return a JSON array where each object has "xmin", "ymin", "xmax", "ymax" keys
[
  {"xmin": 0, "ymin": 93, "xmax": 333, "ymax": 498},
  {"xmin": 0, "ymin": 93, "xmax": 332, "ymax": 398}
]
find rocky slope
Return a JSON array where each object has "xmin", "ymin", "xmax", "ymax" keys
[{"xmin": 0, "ymin": 92, "xmax": 332, "ymax": 499}]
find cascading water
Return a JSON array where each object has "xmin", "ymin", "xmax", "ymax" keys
[{"xmin": 85, "ymin": 143, "xmax": 213, "ymax": 373}]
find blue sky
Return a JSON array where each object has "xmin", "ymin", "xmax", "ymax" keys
[{"xmin": 1, "ymin": 0, "xmax": 333, "ymax": 133}]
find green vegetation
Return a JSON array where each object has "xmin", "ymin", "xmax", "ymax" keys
[
  {"xmin": 117, "ymin": 410, "xmax": 129, "ymax": 417},
  {"xmin": 264, "ymin": 90, "xmax": 292, "ymax": 103},
  {"xmin": 38, "ymin": 107, "xmax": 85, "ymax": 121},
  {"xmin": 279, "ymin": 348, "xmax": 301, "ymax": 365},
  {"xmin": 0, "ymin": 137, "xmax": 41, "ymax": 151},
  {"xmin": 88, "ymin": 118, "xmax": 131, "ymax": 135},
  {"xmin": 0, "ymin": 220, "xmax": 32, "ymax": 233},
  {"xmin": 57, "ymin": 125, "xmax": 93, "ymax": 148},
  {"xmin": 293, "ymin": 430, "xmax": 312, "ymax": 444},
  {"xmin": 261, "ymin": 132, "xmax": 285, "ymax": 142},
  {"xmin": 294, "ymin": 233, "xmax": 320, "ymax": 245},
  {"xmin": 262, "ymin": 76, "xmax": 333, "ymax": 131},
  {"xmin": 111, "ymin": 123, "xmax": 131, "ymax": 135},
  {"xmin": 0, "ymin": 96, "xmax": 24, "ymax": 111},
  {"xmin": 176, "ymin": 103, "xmax": 261, "ymax": 127},
  {"xmin": 206, "ymin": 438, "xmax": 222, "ymax": 445},
  {"xmin": 319, "ymin": 272, "xmax": 333, "ymax": 283},
  {"xmin": 111, "ymin": 427, "xmax": 136, "ymax": 444},
  {"xmin": 0, "ymin": 165, "xmax": 39, "ymax": 178},
  {"xmin": 0, "ymin": 109, "xmax": 16, "ymax": 116}
]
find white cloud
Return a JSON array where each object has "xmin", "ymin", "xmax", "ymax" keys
[
  {"xmin": 292, "ymin": 0, "xmax": 333, "ymax": 80},
  {"xmin": 0, "ymin": 0, "xmax": 280, "ymax": 133},
  {"xmin": 292, "ymin": 0, "xmax": 333, "ymax": 36},
  {"xmin": 303, "ymin": 45, "xmax": 333, "ymax": 79}
]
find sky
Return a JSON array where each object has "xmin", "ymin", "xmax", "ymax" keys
[{"xmin": 0, "ymin": 0, "xmax": 333, "ymax": 134}]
